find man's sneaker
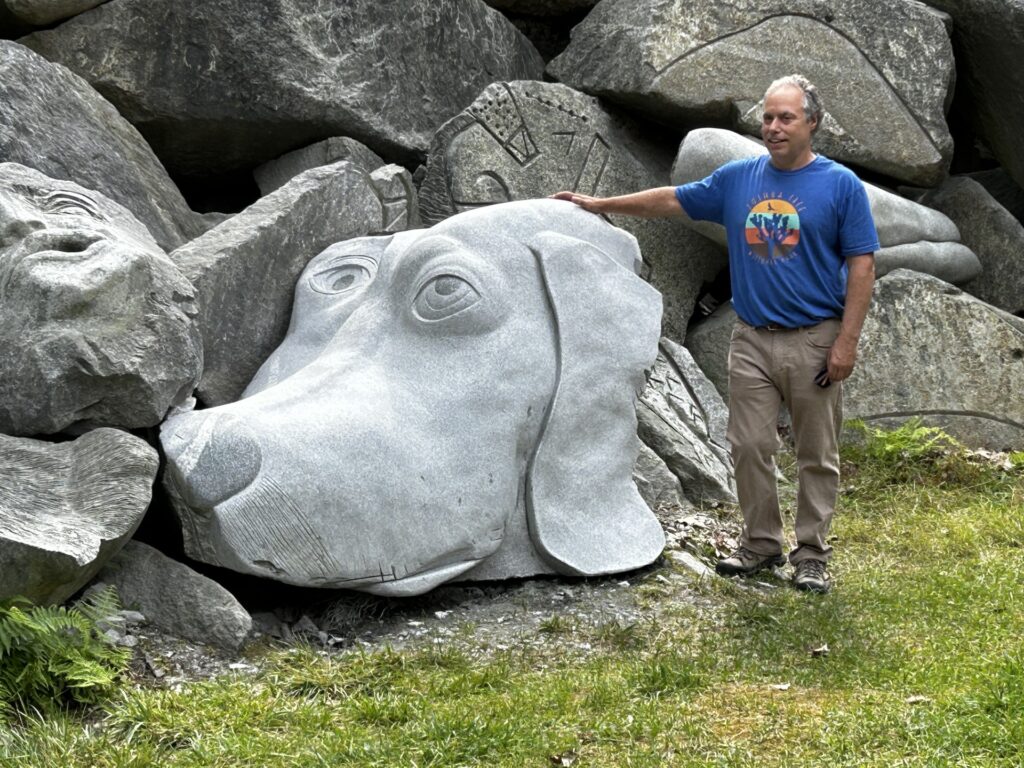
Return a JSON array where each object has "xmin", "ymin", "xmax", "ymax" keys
[
  {"xmin": 715, "ymin": 546, "xmax": 786, "ymax": 577},
  {"xmin": 792, "ymin": 558, "xmax": 831, "ymax": 593}
]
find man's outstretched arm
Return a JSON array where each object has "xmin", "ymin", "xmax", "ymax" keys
[
  {"xmin": 550, "ymin": 187, "xmax": 689, "ymax": 220},
  {"xmin": 827, "ymin": 253, "xmax": 875, "ymax": 382}
]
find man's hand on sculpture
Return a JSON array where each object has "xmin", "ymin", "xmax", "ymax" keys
[
  {"xmin": 827, "ymin": 334, "xmax": 858, "ymax": 382},
  {"xmin": 549, "ymin": 190, "xmax": 604, "ymax": 214}
]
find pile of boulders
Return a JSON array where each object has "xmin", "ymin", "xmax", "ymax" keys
[{"xmin": 2, "ymin": 0, "xmax": 1022, "ymax": 649}]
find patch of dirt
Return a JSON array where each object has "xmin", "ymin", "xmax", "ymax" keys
[{"xmin": 116, "ymin": 503, "xmax": 746, "ymax": 688}]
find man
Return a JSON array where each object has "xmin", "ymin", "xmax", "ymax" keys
[{"xmin": 552, "ymin": 75, "xmax": 878, "ymax": 593}]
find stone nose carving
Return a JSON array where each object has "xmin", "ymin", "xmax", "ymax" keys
[{"xmin": 164, "ymin": 412, "xmax": 263, "ymax": 511}]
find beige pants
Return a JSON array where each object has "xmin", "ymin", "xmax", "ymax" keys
[{"xmin": 726, "ymin": 318, "xmax": 843, "ymax": 564}]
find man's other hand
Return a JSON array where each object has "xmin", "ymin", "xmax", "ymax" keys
[{"xmin": 827, "ymin": 333, "xmax": 858, "ymax": 382}]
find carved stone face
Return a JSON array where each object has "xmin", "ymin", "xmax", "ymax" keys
[
  {"xmin": 0, "ymin": 163, "xmax": 202, "ymax": 435},
  {"xmin": 162, "ymin": 200, "xmax": 665, "ymax": 596}
]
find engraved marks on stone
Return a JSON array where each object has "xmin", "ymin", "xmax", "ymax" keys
[
  {"xmin": 572, "ymin": 134, "xmax": 610, "ymax": 196},
  {"xmin": 225, "ymin": 475, "xmax": 344, "ymax": 583},
  {"xmin": 368, "ymin": 164, "xmax": 419, "ymax": 233},
  {"xmin": 423, "ymin": 82, "xmax": 621, "ymax": 223},
  {"xmin": 468, "ymin": 83, "xmax": 540, "ymax": 166}
]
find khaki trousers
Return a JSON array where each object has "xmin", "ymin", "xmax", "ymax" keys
[{"xmin": 726, "ymin": 318, "xmax": 842, "ymax": 564}]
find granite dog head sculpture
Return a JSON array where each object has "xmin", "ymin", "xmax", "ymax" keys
[{"xmin": 162, "ymin": 200, "xmax": 664, "ymax": 595}]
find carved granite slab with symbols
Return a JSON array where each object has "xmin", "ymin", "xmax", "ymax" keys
[
  {"xmin": 0, "ymin": 163, "xmax": 202, "ymax": 436},
  {"xmin": 671, "ymin": 129, "xmax": 981, "ymax": 286},
  {"xmin": 547, "ymin": 0, "xmax": 955, "ymax": 186},
  {"xmin": 420, "ymin": 80, "xmax": 722, "ymax": 342},
  {"xmin": 637, "ymin": 338, "xmax": 735, "ymax": 509},
  {"xmin": 162, "ymin": 200, "xmax": 665, "ymax": 595}
]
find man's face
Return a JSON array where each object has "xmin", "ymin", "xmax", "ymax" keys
[{"xmin": 761, "ymin": 85, "xmax": 816, "ymax": 170}]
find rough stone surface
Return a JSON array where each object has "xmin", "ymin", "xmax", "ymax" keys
[
  {"xmin": 0, "ymin": 163, "xmax": 202, "ymax": 436},
  {"xmin": 171, "ymin": 160, "xmax": 416, "ymax": 407},
  {"xmin": 847, "ymin": 270, "xmax": 1024, "ymax": 450},
  {"xmin": 637, "ymin": 339, "xmax": 735, "ymax": 507},
  {"xmin": 923, "ymin": 1, "xmax": 1024, "ymax": 191},
  {"xmin": 420, "ymin": 80, "xmax": 723, "ymax": 341},
  {"xmin": 161, "ymin": 200, "xmax": 665, "ymax": 595},
  {"xmin": 6, "ymin": 0, "xmax": 106, "ymax": 25},
  {"xmin": 633, "ymin": 441, "xmax": 691, "ymax": 512},
  {"xmin": 0, "ymin": 429, "xmax": 157, "ymax": 605},
  {"xmin": 0, "ymin": 41, "xmax": 202, "ymax": 252},
  {"xmin": 98, "ymin": 541, "xmax": 252, "ymax": 651},
  {"xmin": 548, "ymin": 0, "xmax": 954, "ymax": 185},
  {"xmin": 967, "ymin": 168, "xmax": 1024, "ymax": 225},
  {"xmin": 253, "ymin": 137, "xmax": 384, "ymax": 197},
  {"xmin": 671, "ymin": 129, "xmax": 980, "ymax": 285},
  {"xmin": 684, "ymin": 302, "xmax": 735, "ymax": 401},
  {"xmin": 20, "ymin": 0, "xmax": 544, "ymax": 175},
  {"xmin": 907, "ymin": 176, "xmax": 1024, "ymax": 316}
]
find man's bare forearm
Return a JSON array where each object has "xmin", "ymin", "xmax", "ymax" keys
[
  {"xmin": 550, "ymin": 187, "xmax": 688, "ymax": 220},
  {"xmin": 827, "ymin": 253, "xmax": 875, "ymax": 382},
  {"xmin": 840, "ymin": 254, "xmax": 875, "ymax": 343}
]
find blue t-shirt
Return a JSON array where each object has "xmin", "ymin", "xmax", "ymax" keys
[{"xmin": 675, "ymin": 155, "xmax": 880, "ymax": 328}]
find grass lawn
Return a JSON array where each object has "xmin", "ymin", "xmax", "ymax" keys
[{"xmin": 2, "ymin": 425, "xmax": 1022, "ymax": 767}]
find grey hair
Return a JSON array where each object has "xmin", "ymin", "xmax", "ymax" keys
[{"xmin": 764, "ymin": 74, "xmax": 823, "ymax": 133}]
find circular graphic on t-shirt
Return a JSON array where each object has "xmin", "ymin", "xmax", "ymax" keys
[{"xmin": 745, "ymin": 200, "xmax": 800, "ymax": 263}]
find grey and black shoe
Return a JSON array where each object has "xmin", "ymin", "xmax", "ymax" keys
[
  {"xmin": 792, "ymin": 558, "xmax": 831, "ymax": 593},
  {"xmin": 715, "ymin": 546, "xmax": 786, "ymax": 577}
]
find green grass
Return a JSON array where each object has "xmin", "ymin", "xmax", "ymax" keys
[{"xmin": 2, "ymin": 427, "xmax": 1022, "ymax": 767}]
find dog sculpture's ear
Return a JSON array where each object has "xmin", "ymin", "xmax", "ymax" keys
[{"xmin": 526, "ymin": 232, "xmax": 665, "ymax": 576}]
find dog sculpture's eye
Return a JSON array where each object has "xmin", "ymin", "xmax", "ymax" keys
[
  {"xmin": 309, "ymin": 258, "xmax": 376, "ymax": 295},
  {"xmin": 413, "ymin": 274, "xmax": 480, "ymax": 321}
]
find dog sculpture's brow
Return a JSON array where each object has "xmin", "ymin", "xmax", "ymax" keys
[{"xmin": 391, "ymin": 234, "xmax": 475, "ymax": 290}]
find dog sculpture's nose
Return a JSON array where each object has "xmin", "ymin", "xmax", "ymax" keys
[{"xmin": 163, "ymin": 412, "xmax": 262, "ymax": 509}]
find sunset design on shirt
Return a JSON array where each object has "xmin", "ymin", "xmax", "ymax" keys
[{"xmin": 745, "ymin": 199, "xmax": 800, "ymax": 263}]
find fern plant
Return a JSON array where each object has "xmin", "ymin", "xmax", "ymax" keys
[
  {"xmin": 845, "ymin": 418, "xmax": 1006, "ymax": 488},
  {"xmin": 0, "ymin": 586, "xmax": 131, "ymax": 714}
]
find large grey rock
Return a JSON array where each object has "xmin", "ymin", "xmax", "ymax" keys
[
  {"xmin": 922, "ymin": 1, "xmax": 1024, "ymax": 191},
  {"xmin": 5, "ymin": 0, "xmax": 106, "ymax": 25},
  {"xmin": 171, "ymin": 160, "xmax": 416, "ymax": 407},
  {"xmin": 671, "ymin": 129, "xmax": 981, "ymax": 285},
  {"xmin": 0, "ymin": 429, "xmax": 157, "ymax": 605},
  {"xmin": 0, "ymin": 163, "xmax": 202, "ymax": 436},
  {"xmin": 21, "ymin": 0, "xmax": 544, "ymax": 176},
  {"xmin": 0, "ymin": 42, "xmax": 202, "ymax": 252},
  {"xmin": 847, "ymin": 270, "xmax": 1024, "ymax": 450},
  {"xmin": 906, "ymin": 176, "xmax": 1024, "ymax": 316},
  {"xmin": 254, "ymin": 137, "xmax": 384, "ymax": 197},
  {"xmin": 967, "ymin": 168, "xmax": 1024, "ymax": 225},
  {"xmin": 637, "ymin": 338, "xmax": 735, "ymax": 507},
  {"xmin": 97, "ymin": 541, "xmax": 252, "ymax": 651},
  {"xmin": 683, "ymin": 302, "xmax": 735, "ymax": 401},
  {"xmin": 420, "ymin": 80, "xmax": 723, "ymax": 340},
  {"xmin": 633, "ymin": 441, "xmax": 690, "ymax": 512},
  {"xmin": 548, "ymin": 0, "xmax": 954, "ymax": 186},
  {"xmin": 162, "ymin": 200, "xmax": 665, "ymax": 595}
]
